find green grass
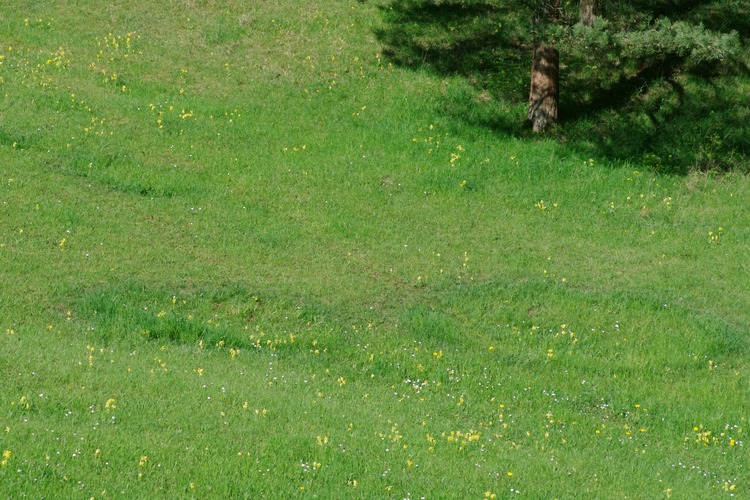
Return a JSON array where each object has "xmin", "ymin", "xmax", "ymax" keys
[{"xmin": 1, "ymin": 0, "xmax": 749, "ymax": 497}]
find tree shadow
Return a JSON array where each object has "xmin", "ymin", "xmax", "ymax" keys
[
  {"xmin": 627, "ymin": 0, "xmax": 750, "ymax": 41},
  {"xmin": 375, "ymin": 0, "xmax": 532, "ymax": 136},
  {"xmin": 572, "ymin": 72, "xmax": 750, "ymax": 174},
  {"xmin": 376, "ymin": 0, "xmax": 750, "ymax": 173}
]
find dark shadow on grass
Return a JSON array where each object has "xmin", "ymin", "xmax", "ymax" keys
[
  {"xmin": 376, "ymin": 0, "xmax": 532, "ymax": 137},
  {"xmin": 376, "ymin": 0, "xmax": 750, "ymax": 173},
  {"xmin": 625, "ymin": 0, "xmax": 750, "ymax": 40}
]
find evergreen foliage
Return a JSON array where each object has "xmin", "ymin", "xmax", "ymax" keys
[
  {"xmin": 379, "ymin": 0, "xmax": 749, "ymax": 171},
  {"xmin": 565, "ymin": 17, "xmax": 739, "ymax": 65}
]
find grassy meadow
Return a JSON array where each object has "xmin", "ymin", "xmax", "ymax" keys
[{"xmin": 1, "ymin": 0, "xmax": 749, "ymax": 497}]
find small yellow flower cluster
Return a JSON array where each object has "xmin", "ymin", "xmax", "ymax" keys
[
  {"xmin": 708, "ymin": 226, "xmax": 724, "ymax": 243},
  {"xmin": 377, "ymin": 422, "xmax": 404, "ymax": 444},
  {"xmin": 247, "ymin": 331, "xmax": 297, "ymax": 352},
  {"xmin": 241, "ymin": 404, "xmax": 268, "ymax": 417},
  {"xmin": 68, "ymin": 93, "xmax": 92, "ymax": 113},
  {"xmin": 535, "ymin": 199, "xmax": 559, "ymax": 212},
  {"xmin": 24, "ymin": 17, "xmax": 55, "ymax": 28},
  {"xmin": 352, "ymin": 105, "xmax": 367, "ymax": 117},
  {"xmin": 83, "ymin": 116, "xmax": 110, "ymax": 136},
  {"xmin": 691, "ymin": 423, "xmax": 743, "ymax": 447},
  {"xmin": 24, "ymin": 46, "xmax": 70, "ymax": 89},
  {"xmin": 442, "ymin": 429, "xmax": 481, "ymax": 448},
  {"xmin": 100, "ymin": 32, "xmax": 137, "ymax": 51},
  {"xmin": 1, "ymin": 449, "xmax": 11, "ymax": 467},
  {"xmin": 11, "ymin": 395, "xmax": 31, "ymax": 410},
  {"xmin": 153, "ymin": 357, "xmax": 168, "ymax": 372},
  {"xmin": 425, "ymin": 433, "xmax": 437, "ymax": 452},
  {"xmin": 554, "ymin": 324, "xmax": 578, "ymax": 344},
  {"xmin": 449, "ymin": 151, "xmax": 461, "ymax": 165},
  {"xmin": 86, "ymin": 344, "xmax": 95, "ymax": 366},
  {"xmin": 96, "ymin": 31, "xmax": 142, "ymax": 62},
  {"xmin": 95, "ymin": 32, "xmax": 141, "ymax": 75},
  {"xmin": 148, "ymin": 102, "xmax": 193, "ymax": 132},
  {"xmin": 411, "ymin": 123, "xmax": 448, "ymax": 155},
  {"xmin": 137, "ymin": 455, "xmax": 149, "ymax": 478},
  {"xmin": 38, "ymin": 47, "xmax": 69, "ymax": 70}
]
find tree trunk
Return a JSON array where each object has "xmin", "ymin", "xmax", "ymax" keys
[
  {"xmin": 528, "ymin": 44, "xmax": 559, "ymax": 133},
  {"xmin": 580, "ymin": 0, "xmax": 596, "ymax": 27}
]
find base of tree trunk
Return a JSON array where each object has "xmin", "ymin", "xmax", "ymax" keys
[{"xmin": 528, "ymin": 44, "xmax": 559, "ymax": 133}]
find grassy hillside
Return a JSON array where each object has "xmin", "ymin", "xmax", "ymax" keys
[{"xmin": 1, "ymin": 0, "xmax": 748, "ymax": 497}]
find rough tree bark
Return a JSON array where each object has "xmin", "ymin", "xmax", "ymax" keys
[
  {"xmin": 579, "ymin": 0, "xmax": 596, "ymax": 27},
  {"xmin": 528, "ymin": 0, "xmax": 560, "ymax": 133},
  {"xmin": 528, "ymin": 44, "xmax": 559, "ymax": 132}
]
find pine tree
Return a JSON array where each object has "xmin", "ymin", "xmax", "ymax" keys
[
  {"xmin": 525, "ymin": 0, "xmax": 740, "ymax": 132},
  {"xmin": 379, "ymin": 1, "xmax": 742, "ymax": 137}
]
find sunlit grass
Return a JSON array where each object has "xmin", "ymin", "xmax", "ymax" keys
[{"xmin": 1, "ymin": 0, "xmax": 748, "ymax": 497}]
